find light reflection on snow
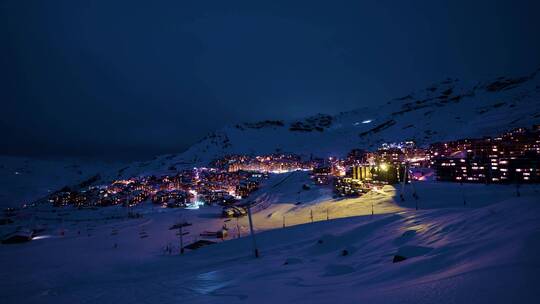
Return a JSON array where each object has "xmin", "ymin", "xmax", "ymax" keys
[
  {"xmin": 191, "ymin": 270, "xmax": 232, "ymax": 294},
  {"xmin": 407, "ymin": 223, "xmax": 430, "ymax": 233},
  {"xmin": 185, "ymin": 201, "xmax": 205, "ymax": 210},
  {"xmin": 32, "ymin": 235, "xmax": 53, "ymax": 240},
  {"xmin": 354, "ymin": 120, "xmax": 373, "ymax": 126}
]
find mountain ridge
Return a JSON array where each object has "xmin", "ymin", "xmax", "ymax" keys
[{"xmin": 112, "ymin": 68, "xmax": 540, "ymax": 179}]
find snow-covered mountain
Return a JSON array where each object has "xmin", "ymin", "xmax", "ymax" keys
[
  {"xmin": 2, "ymin": 69, "xmax": 540, "ymax": 204},
  {"xmin": 2, "ymin": 69, "xmax": 540, "ymax": 303},
  {"xmin": 115, "ymin": 68, "xmax": 540, "ymax": 178},
  {"xmin": 0, "ymin": 156, "xmax": 121, "ymax": 208}
]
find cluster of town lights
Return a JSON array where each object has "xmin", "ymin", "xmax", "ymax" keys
[{"xmin": 39, "ymin": 125, "xmax": 539, "ymax": 212}]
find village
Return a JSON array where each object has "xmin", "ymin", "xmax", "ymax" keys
[{"xmin": 35, "ymin": 125, "xmax": 540, "ymax": 222}]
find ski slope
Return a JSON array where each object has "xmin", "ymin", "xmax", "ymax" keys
[{"xmin": 1, "ymin": 181, "xmax": 539, "ymax": 303}]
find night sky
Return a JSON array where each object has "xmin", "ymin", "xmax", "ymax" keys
[{"xmin": 1, "ymin": 0, "xmax": 539, "ymax": 160}]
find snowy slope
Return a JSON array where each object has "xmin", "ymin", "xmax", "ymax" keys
[
  {"xmin": 114, "ymin": 69, "xmax": 540, "ymax": 178},
  {"xmin": 1, "ymin": 182, "xmax": 539, "ymax": 303},
  {"xmin": 0, "ymin": 156, "xmax": 121, "ymax": 208}
]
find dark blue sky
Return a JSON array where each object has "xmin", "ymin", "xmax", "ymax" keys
[{"xmin": 1, "ymin": 0, "xmax": 539, "ymax": 160}]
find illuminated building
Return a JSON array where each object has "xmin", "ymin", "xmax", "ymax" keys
[
  {"xmin": 431, "ymin": 126, "xmax": 540, "ymax": 183},
  {"xmin": 352, "ymin": 165, "xmax": 373, "ymax": 181},
  {"xmin": 312, "ymin": 165, "xmax": 332, "ymax": 184}
]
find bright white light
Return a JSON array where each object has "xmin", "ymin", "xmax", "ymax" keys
[
  {"xmin": 185, "ymin": 200, "xmax": 205, "ymax": 210},
  {"xmin": 32, "ymin": 235, "xmax": 53, "ymax": 240},
  {"xmin": 362, "ymin": 120, "xmax": 372, "ymax": 124}
]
